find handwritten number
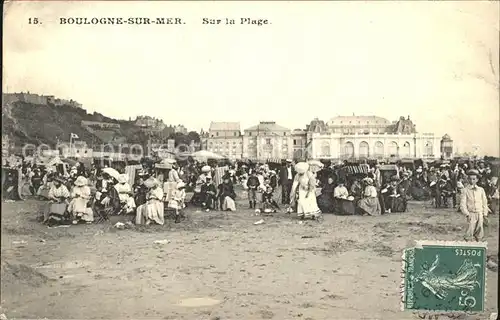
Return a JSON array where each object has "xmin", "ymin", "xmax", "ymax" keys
[{"xmin": 28, "ymin": 18, "xmax": 39, "ymax": 25}]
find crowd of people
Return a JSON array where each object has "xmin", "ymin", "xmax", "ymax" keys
[{"xmin": 2, "ymin": 156, "xmax": 498, "ymax": 240}]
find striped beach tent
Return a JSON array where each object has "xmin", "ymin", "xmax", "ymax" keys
[
  {"xmin": 345, "ymin": 164, "xmax": 370, "ymax": 175},
  {"xmin": 213, "ymin": 166, "xmax": 229, "ymax": 187},
  {"xmin": 124, "ymin": 164, "xmax": 143, "ymax": 185}
]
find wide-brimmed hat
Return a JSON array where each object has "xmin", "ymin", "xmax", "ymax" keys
[
  {"xmin": 177, "ymin": 181, "xmax": 186, "ymax": 189},
  {"xmin": 363, "ymin": 177, "xmax": 374, "ymax": 185},
  {"xmin": 490, "ymin": 177, "xmax": 498, "ymax": 185},
  {"xmin": 286, "ymin": 159, "xmax": 292, "ymax": 163},
  {"xmin": 402, "ymin": 172, "xmax": 410, "ymax": 177},
  {"xmin": 347, "ymin": 196, "xmax": 355, "ymax": 201},
  {"xmin": 201, "ymin": 165, "xmax": 211, "ymax": 173},
  {"xmin": 74, "ymin": 176, "xmax": 88, "ymax": 187},
  {"xmin": 467, "ymin": 169, "xmax": 480, "ymax": 176},
  {"xmin": 295, "ymin": 162, "xmax": 309, "ymax": 174},
  {"xmin": 144, "ymin": 177, "xmax": 159, "ymax": 188},
  {"xmin": 416, "ymin": 167, "xmax": 423, "ymax": 173},
  {"xmin": 117, "ymin": 174, "xmax": 128, "ymax": 184}
]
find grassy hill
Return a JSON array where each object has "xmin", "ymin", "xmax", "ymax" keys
[
  {"xmin": 2, "ymin": 100, "xmax": 141, "ymax": 147},
  {"xmin": 2, "ymin": 99, "xmax": 201, "ymax": 150}
]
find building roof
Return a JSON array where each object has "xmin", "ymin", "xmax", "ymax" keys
[
  {"xmin": 244, "ymin": 121, "xmax": 290, "ymax": 132},
  {"xmin": 442, "ymin": 134, "xmax": 452, "ymax": 140},
  {"xmin": 209, "ymin": 122, "xmax": 241, "ymax": 131},
  {"xmin": 327, "ymin": 115, "xmax": 391, "ymax": 126},
  {"xmin": 307, "ymin": 118, "xmax": 328, "ymax": 132}
]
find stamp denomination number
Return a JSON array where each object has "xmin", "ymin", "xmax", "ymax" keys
[
  {"xmin": 455, "ymin": 249, "xmax": 481, "ymax": 256},
  {"xmin": 28, "ymin": 18, "xmax": 40, "ymax": 25}
]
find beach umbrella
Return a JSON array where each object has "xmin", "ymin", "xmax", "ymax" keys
[
  {"xmin": 191, "ymin": 150, "xmax": 225, "ymax": 161},
  {"xmin": 102, "ymin": 167, "xmax": 121, "ymax": 180}
]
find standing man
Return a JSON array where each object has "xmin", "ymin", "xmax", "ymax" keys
[
  {"xmin": 460, "ymin": 170, "xmax": 489, "ymax": 242},
  {"xmin": 279, "ymin": 159, "xmax": 294, "ymax": 205}
]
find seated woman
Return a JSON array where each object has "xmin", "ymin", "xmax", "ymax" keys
[
  {"xmin": 201, "ymin": 177, "xmax": 217, "ymax": 211},
  {"xmin": 261, "ymin": 186, "xmax": 280, "ymax": 214},
  {"xmin": 357, "ymin": 178, "xmax": 381, "ymax": 216},
  {"xmin": 168, "ymin": 181, "xmax": 186, "ymax": 223},
  {"xmin": 191, "ymin": 169, "xmax": 210, "ymax": 206},
  {"xmin": 133, "ymin": 176, "xmax": 148, "ymax": 207},
  {"xmin": 135, "ymin": 178, "xmax": 165, "ymax": 225},
  {"xmin": 333, "ymin": 180, "xmax": 353, "ymax": 215},
  {"xmin": 217, "ymin": 177, "xmax": 237, "ymax": 211},
  {"xmin": 44, "ymin": 177, "xmax": 71, "ymax": 225},
  {"xmin": 115, "ymin": 174, "xmax": 136, "ymax": 215},
  {"xmin": 381, "ymin": 175, "xmax": 406, "ymax": 213},
  {"xmin": 68, "ymin": 176, "xmax": 93, "ymax": 224},
  {"xmin": 317, "ymin": 176, "xmax": 335, "ymax": 213}
]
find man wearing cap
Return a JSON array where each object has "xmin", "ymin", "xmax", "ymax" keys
[{"xmin": 460, "ymin": 169, "xmax": 488, "ymax": 242}]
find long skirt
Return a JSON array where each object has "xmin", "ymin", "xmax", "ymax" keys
[
  {"xmin": 358, "ymin": 197, "xmax": 381, "ymax": 216},
  {"xmin": 222, "ymin": 196, "xmax": 236, "ymax": 211},
  {"xmin": 43, "ymin": 202, "xmax": 68, "ymax": 222},
  {"xmin": 317, "ymin": 194, "xmax": 334, "ymax": 213},
  {"xmin": 163, "ymin": 182, "xmax": 177, "ymax": 202},
  {"xmin": 68, "ymin": 198, "xmax": 94, "ymax": 222},
  {"xmin": 136, "ymin": 199, "xmax": 164, "ymax": 225},
  {"xmin": 296, "ymin": 189, "xmax": 321, "ymax": 218}
]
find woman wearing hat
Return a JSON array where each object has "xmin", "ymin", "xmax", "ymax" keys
[
  {"xmin": 217, "ymin": 176, "xmax": 236, "ymax": 211},
  {"xmin": 44, "ymin": 177, "xmax": 71, "ymax": 224},
  {"xmin": 115, "ymin": 174, "xmax": 136, "ymax": 215},
  {"xmin": 135, "ymin": 177, "xmax": 165, "ymax": 225},
  {"xmin": 357, "ymin": 177, "xmax": 381, "ymax": 216},
  {"xmin": 68, "ymin": 176, "xmax": 93, "ymax": 224},
  {"xmin": 168, "ymin": 181, "xmax": 187, "ymax": 223},
  {"xmin": 290, "ymin": 162, "xmax": 321, "ymax": 220}
]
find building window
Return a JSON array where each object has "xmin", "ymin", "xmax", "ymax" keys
[
  {"xmin": 249, "ymin": 132, "xmax": 252, "ymax": 136},
  {"xmin": 283, "ymin": 132, "xmax": 286, "ymax": 136},
  {"xmin": 266, "ymin": 138, "xmax": 271, "ymax": 144},
  {"xmin": 234, "ymin": 132, "xmax": 237, "ymax": 136},
  {"xmin": 216, "ymin": 132, "xmax": 219, "ymax": 137},
  {"xmin": 293, "ymin": 139, "xmax": 297, "ymax": 145}
]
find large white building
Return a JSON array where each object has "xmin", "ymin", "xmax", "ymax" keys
[
  {"xmin": 305, "ymin": 116, "xmax": 442, "ymax": 160},
  {"xmin": 201, "ymin": 116, "xmax": 446, "ymax": 161},
  {"xmin": 242, "ymin": 121, "xmax": 293, "ymax": 160},
  {"xmin": 203, "ymin": 122, "xmax": 243, "ymax": 159}
]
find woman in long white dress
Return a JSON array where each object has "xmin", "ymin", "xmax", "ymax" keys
[
  {"xmin": 114, "ymin": 174, "xmax": 136, "ymax": 214},
  {"xmin": 135, "ymin": 178, "xmax": 164, "ymax": 225},
  {"xmin": 68, "ymin": 176, "xmax": 94, "ymax": 224},
  {"xmin": 290, "ymin": 162, "xmax": 322, "ymax": 220}
]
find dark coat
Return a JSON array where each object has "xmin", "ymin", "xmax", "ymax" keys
[{"xmin": 279, "ymin": 165, "xmax": 295, "ymax": 185}]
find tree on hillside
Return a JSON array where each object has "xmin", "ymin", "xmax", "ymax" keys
[{"xmin": 187, "ymin": 131, "xmax": 201, "ymax": 143}]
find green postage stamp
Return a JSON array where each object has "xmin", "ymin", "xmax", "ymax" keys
[{"xmin": 401, "ymin": 240, "xmax": 487, "ymax": 313}]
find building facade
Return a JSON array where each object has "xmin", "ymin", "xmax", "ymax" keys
[
  {"xmin": 440, "ymin": 134, "xmax": 454, "ymax": 159},
  {"xmin": 307, "ymin": 116, "xmax": 441, "ymax": 160},
  {"xmin": 242, "ymin": 121, "xmax": 293, "ymax": 160},
  {"xmin": 204, "ymin": 122, "xmax": 243, "ymax": 159}
]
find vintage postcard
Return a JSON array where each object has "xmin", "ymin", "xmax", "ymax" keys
[{"xmin": 2, "ymin": 1, "xmax": 499, "ymax": 319}]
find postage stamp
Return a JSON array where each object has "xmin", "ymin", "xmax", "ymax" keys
[{"xmin": 401, "ymin": 240, "xmax": 487, "ymax": 313}]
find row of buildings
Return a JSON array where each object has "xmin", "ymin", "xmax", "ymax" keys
[{"xmin": 200, "ymin": 115, "xmax": 454, "ymax": 161}]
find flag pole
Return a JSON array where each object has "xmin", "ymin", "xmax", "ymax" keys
[{"xmin": 69, "ymin": 134, "xmax": 73, "ymax": 158}]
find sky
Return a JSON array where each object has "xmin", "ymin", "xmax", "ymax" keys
[{"xmin": 3, "ymin": 1, "xmax": 499, "ymax": 156}]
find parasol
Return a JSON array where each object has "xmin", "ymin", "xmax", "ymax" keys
[
  {"xmin": 191, "ymin": 150, "xmax": 225, "ymax": 161},
  {"xmin": 308, "ymin": 160, "xmax": 324, "ymax": 168},
  {"xmin": 102, "ymin": 167, "xmax": 121, "ymax": 180}
]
